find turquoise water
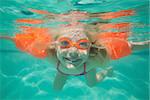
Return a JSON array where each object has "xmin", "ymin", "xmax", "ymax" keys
[{"xmin": 0, "ymin": 0, "xmax": 149, "ymax": 100}]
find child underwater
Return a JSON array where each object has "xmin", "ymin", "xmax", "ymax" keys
[{"xmin": 0, "ymin": 9, "xmax": 149, "ymax": 90}]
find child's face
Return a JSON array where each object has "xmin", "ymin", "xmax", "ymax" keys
[{"xmin": 56, "ymin": 32, "xmax": 90, "ymax": 68}]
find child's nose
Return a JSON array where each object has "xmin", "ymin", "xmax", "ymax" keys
[{"xmin": 68, "ymin": 47, "xmax": 78, "ymax": 58}]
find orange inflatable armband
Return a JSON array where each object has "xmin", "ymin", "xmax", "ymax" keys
[
  {"xmin": 95, "ymin": 32, "xmax": 131, "ymax": 59},
  {"xmin": 13, "ymin": 26, "xmax": 52, "ymax": 58},
  {"xmin": 100, "ymin": 39, "xmax": 131, "ymax": 59}
]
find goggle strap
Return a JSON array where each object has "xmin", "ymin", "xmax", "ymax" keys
[{"xmin": 91, "ymin": 45, "xmax": 106, "ymax": 49}]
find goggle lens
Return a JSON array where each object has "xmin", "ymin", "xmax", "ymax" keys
[
  {"xmin": 59, "ymin": 39, "xmax": 71, "ymax": 48},
  {"xmin": 77, "ymin": 40, "xmax": 90, "ymax": 49},
  {"xmin": 58, "ymin": 38, "xmax": 90, "ymax": 49}
]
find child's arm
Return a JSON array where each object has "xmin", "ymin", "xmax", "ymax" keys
[
  {"xmin": 129, "ymin": 40, "xmax": 150, "ymax": 51},
  {"xmin": 0, "ymin": 36, "xmax": 13, "ymax": 41}
]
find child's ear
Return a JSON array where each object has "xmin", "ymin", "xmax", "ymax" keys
[{"xmin": 48, "ymin": 41, "xmax": 56, "ymax": 49}]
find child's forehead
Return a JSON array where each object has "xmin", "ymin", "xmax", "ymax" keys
[{"xmin": 58, "ymin": 31, "xmax": 88, "ymax": 41}]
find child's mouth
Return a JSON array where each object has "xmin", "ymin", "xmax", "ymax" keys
[{"xmin": 64, "ymin": 57, "xmax": 81, "ymax": 64}]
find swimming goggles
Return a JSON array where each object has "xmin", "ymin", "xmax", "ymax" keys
[{"xmin": 56, "ymin": 37, "xmax": 91, "ymax": 50}]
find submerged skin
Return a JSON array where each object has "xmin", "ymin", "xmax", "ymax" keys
[
  {"xmin": 49, "ymin": 30, "xmax": 149, "ymax": 90},
  {"xmin": 50, "ymin": 29, "xmax": 112, "ymax": 90},
  {"xmin": 56, "ymin": 31, "xmax": 90, "ymax": 73}
]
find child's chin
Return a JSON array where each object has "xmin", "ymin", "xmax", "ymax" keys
[{"xmin": 67, "ymin": 63, "xmax": 83, "ymax": 69}]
